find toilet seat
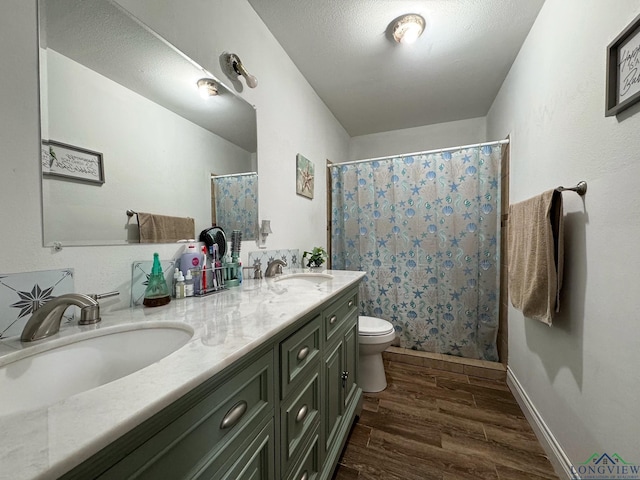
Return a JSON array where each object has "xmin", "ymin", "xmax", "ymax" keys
[{"xmin": 359, "ymin": 316, "xmax": 394, "ymax": 336}]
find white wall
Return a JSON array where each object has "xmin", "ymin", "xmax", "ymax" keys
[
  {"xmin": 487, "ymin": 0, "xmax": 640, "ymax": 468},
  {"xmin": 0, "ymin": 0, "xmax": 349, "ymax": 310},
  {"xmin": 347, "ymin": 116, "xmax": 486, "ymax": 161},
  {"xmin": 116, "ymin": 0, "xmax": 350, "ymax": 257}
]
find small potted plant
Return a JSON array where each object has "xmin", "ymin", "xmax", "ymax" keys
[{"xmin": 302, "ymin": 246, "xmax": 328, "ymax": 269}]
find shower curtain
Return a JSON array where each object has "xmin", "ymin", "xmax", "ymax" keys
[
  {"xmin": 212, "ymin": 173, "xmax": 259, "ymax": 240},
  {"xmin": 331, "ymin": 144, "xmax": 502, "ymax": 361}
]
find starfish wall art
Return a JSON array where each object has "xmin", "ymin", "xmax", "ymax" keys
[{"xmin": 296, "ymin": 153, "xmax": 315, "ymax": 199}]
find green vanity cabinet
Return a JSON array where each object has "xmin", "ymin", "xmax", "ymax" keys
[
  {"xmin": 96, "ymin": 349, "xmax": 275, "ymax": 480},
  {"xmin": 279, "ymin": 286, "xmax": 360, "ymax": 480},
  {"xmin": 320, "ymin": 290, "xmax": 359, "ymax": 478},
  {"xmin": 59, "ymin": 284, "xmax": 361, "ymax": 480},
  {"xmin": 278, "ymin": 313, "xmax": 322, "ymax": 478}
]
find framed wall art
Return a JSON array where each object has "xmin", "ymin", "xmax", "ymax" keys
[
  {"xmin": 42, "ymin": 140, "xmax": 105, "ymax": 185},
  {"xmin": 296, "ymin": 153, "xmax": 315, "ymax": 199},
  {"xmin": 606, "ymin": 13, "xmax": 640, "ymax": 116}
]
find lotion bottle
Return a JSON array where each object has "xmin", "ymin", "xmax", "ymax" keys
[
  {"xmin": 184, "ymin": 269, "xmax": 194, "ymax": 297},
  {"xmin": 175, "ymin": 271, "xmax": 186, "ymax": 299}
]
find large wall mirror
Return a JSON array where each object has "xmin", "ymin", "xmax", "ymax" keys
[{"xmin": 38, "ymin": 0, "xmax": 258, "ymax": 246}]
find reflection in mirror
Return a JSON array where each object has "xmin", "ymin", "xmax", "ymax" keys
[
  {"xmin": 38, "ymin": 0, "xmax": 258, "ymax": 246},
  {"xmin": 211, "ymin": 172, "xmax": 259, "ymax": 241}
]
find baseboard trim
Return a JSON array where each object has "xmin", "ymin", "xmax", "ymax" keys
[{"xmin": 507, "ymin": 367, "xmax": 576, "ymax": 480}]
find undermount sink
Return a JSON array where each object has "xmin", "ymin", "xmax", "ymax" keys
[
  {"xmin": 274, "ymin": 272, "xmax": 334, "ymax": 284},
  {"xmin": 0, "ymin": 322, "xmax": 193, "ymax": 416}
]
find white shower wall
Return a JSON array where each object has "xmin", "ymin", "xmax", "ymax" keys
[{"xmin": 347, "ymin": 116, "xmax": 487, "ymax": 161}]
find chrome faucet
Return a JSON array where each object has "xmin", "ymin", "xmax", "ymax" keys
[
  {"xmin": 20, "ymin": 292, "xmax": 114, "ymax": 342},
  {"xmin": 265, "ymin": 259, "xmax": 287, "ymax": 277}
]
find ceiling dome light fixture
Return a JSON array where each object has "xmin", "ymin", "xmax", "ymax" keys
[
  {"xmin": 197, "ymin": 78, "xmax": 218, "ymax": 98},
  {"xmin": 392, "ymin": 14, "xmax": 425, "ymax": 44}
]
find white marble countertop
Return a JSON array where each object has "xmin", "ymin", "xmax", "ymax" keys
[{"xmin": 0, "ymin": 270, "xmax": 364, "ymax": 480}]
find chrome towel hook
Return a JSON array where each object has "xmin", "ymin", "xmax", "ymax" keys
[{"xmin": 557, "ymin": 181, "xmax": 587, "ymax": 196}]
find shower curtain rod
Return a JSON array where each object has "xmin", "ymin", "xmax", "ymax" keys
[
  {"xmin": 211, "ymin": 171, "xmax": 257, "ymax": 179},
  {"xmin": 332, "ymin": 139, "xmax": 510, "ymax": 168}
]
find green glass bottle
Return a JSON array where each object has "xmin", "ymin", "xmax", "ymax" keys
[{"xmin": 143, "ymin": 253, "xmax": 171, "ymax": 307}]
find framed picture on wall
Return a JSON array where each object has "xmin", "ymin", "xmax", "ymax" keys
[
  {"xmin": 41, "ymin": 140, "xmax": 105, "ymax": 185},
  {"xmin": 296, "ymin": 153, "xmax": 315, "ymax": 199},
  {"xmin": 606, "ymin": 13, "xmax": 640, "ymax": 116}
]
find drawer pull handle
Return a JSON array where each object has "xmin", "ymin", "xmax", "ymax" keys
[
  {"xmin": 220, "ymin": 400, "xmax": 248, "ymax": 430},
  {"xmin": 300, "ymin": 471, "xmax": 308, "ymax": 480},
  {"xmin": 348, "ymin": 299, "xmax": 354, "ymax": 307},
  {"xmin": 329, "ymin": 315, "xmax": 337, "ymax": 325},
  {"xmin": 297, "ymin": 346, "xmax": 310, "ymax": 361},
  {"xmin": 296, "ymin": 404, "xmax": 308, "ymax": 423}
]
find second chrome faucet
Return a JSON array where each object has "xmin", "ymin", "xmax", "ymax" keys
[{"xmin": 265, "ymin": 259, "xmax": 287, "ymax": 277}]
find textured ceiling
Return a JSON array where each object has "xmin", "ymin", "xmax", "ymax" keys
[{"xmin": 248, "ymin": 0, "xmax": 545, "ymax": 137}]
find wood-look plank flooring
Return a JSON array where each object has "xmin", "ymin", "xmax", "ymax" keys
[{"xmin": 332, "ymin": 360, "xmax": 559, "ymax": 480}]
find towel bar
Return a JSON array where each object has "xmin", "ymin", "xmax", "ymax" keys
[
  {"xmin": 126, "ymin": 209, "xmax": 137, "ymax": 217},
  {"xmin": 557, "ymin": 181, "xmax": 587, "ymax": 196}
]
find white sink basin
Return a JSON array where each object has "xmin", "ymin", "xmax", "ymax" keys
[
  {"xmin": 0, "ymin": 322, "xmax": 193, "ymax": 416},
  {"xmin": 274, "ymin": 272, "xmax": 334, "ymax": 284}
]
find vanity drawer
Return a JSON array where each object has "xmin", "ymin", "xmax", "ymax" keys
[
  {"xmin": 285, "ymin": 428, "xmax": 320, "ymax": 480},
  {"xmin": 201, "ymin": 418, "xmax": 275, "ymax": 480},
  {"xmin": 98, "ymin": 350, "xmax": 273, "ymax": 480},
  {"xmin": 280, "ymin": 315, "xmax": 321, "ymax": 399},
  {"xmin": 323, "ymin": 290, "xmax": 358, "ymax": 344},
  {"xmin": 281, "ymin": 369, "xmax": 320, "ymax": 475}
]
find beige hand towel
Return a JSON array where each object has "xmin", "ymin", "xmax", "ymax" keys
[
  {"xmin": 508, "ymin": 189, "xmax": 564, "ymax": 325},
  {"xmin": 136, "ymin": 212, "xmax": 195, "ymax": 244}
]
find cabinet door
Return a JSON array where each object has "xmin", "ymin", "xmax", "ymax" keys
[
  {"xmin": 342, "ymin": 319, "xmax": 358, "ymax": 411},
  {"xmin": 322, "ymin": 340, "xmax": 344, "ymax": 453}
]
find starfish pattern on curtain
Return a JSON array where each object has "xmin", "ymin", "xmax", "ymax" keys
[
  {"xmin": 331, "ymin": 145, "xmax": 502, "ymax": 361},
  {"xmin": 212, "ymin": 173, "xmax": 259, "ymax": 240}
]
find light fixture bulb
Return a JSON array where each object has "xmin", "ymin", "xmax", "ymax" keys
[
  {"xmin": 392, "ymin": 14, "xmax": 425, "ymax": 44},
  {"xmin": 197, "ymin": 78, "xmax": 218, "ymax": 98}
]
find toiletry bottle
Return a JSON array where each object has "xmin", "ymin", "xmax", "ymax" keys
[
  {"xmin": 184, "ymin": 269, "xmax": 194, "ymax": 297},
  {"xmin": 143, "ymin": 253, "xmax": 171, "ymax": 307},
  {"xmin": 175, "ymin": 271, "xmax": 186, "ymax": 299},
  {"xmin": 180, "ymin": 242, "xmax": 201, "ymax": 279},
  {"xmin": 172, "ymin": 267, "xmax": 179, "ymax": 298},
  {"xmin": 237, "ymin": 261, "xmax": 243, "ymax": 284}
]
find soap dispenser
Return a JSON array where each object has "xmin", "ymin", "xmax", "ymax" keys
[{"xmin": 143, "ymin": 253, "xmax": 171, "ymax": 307}]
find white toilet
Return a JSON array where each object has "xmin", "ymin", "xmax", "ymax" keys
[{"xmin": 358, "ymin": 316, "xmax": 396, "ymax": 393}]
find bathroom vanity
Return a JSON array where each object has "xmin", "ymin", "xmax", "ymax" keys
[{"xmin": 0, "ymin": 270, "xmax": 364, "ymax": 480}]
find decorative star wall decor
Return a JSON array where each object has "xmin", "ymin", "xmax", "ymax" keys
[{"xmin": 296, "ymin": 153, "xmax": 315, "ymax": 199}]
